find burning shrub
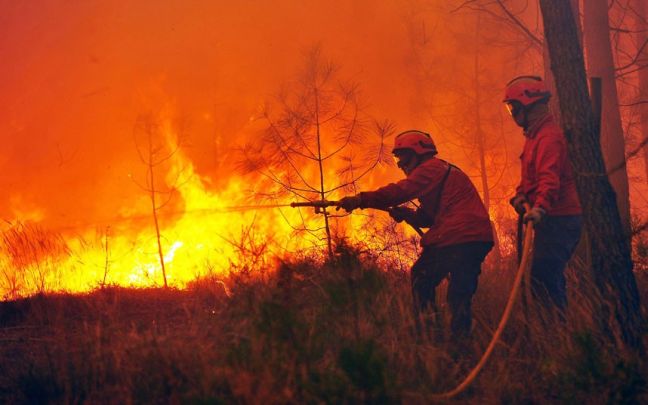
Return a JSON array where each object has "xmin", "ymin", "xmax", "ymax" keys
[{"xmin": 1, "ymin": 222, "xmax": 70, "ymax": 294}]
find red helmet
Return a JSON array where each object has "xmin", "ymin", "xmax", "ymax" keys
[
  {"xmin": 503, "ymin": 76, "xmax": 551, "ymax": 106},
  {"xmin": 392, "ymin": 130, "xmax": 437, "ymax": 156}
]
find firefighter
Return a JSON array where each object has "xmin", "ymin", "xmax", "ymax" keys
[
  {"xmin": 504, "ymin": 75, "xmax": 582, "ymax": 312},
  {"xmin": 337, "ymin": 130, "xmax": 494, "ymax": 339}
]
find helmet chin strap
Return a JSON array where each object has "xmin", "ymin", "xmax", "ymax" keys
[
  {"xmin": 401, "ymin": 155, "xmax": 421, "ymax": 175},
  {"xmin": 513, "ymin": 105, "xmax": 531, "ymax": 130},
  {"xmin": 521, "ymin": 109, "xmax": 530, "ymax": 131}
]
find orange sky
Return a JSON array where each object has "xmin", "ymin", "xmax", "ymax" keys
[
  {"xmin": 1, "ymin": 1, "xmax": 429, "ymax": 228},
  {"xmin": 1, "ymin": 0, "xmax": 644, "ymax": 233},
  {"xmin": 3, "ymin": 0, "xmax": 648, "ymax": 297}
]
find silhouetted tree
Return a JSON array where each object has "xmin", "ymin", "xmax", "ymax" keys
[
  {"xmin": 101, "ymin": 226, "xmax": 111, "ymax": 288},
  {"xmin": 539, "ymin": 0, "xmax": 643, "ymax": 350},
  {"xmin": 636, "ymin": 0, "xmax": 648, "ymax": 183},
  {"xmin": 583, "ymin": 0, "xmax": 633, "ymax": 237},
  {"xmin": 542, "ymin": 2, "xmax": 579, "ymax": 125},
  {"xmin": 133, "ymin": 113, "xmax": 188, "ymax": 288},
  {"xmin": 240, "ymin": 46, "xmax": 391, "ymax": 257}
]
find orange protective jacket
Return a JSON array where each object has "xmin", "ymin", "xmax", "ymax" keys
[
  {"xmin": 359, "ymin": 158, "xmax": 493, "ymax": 247},
  {"xmin": 516, "ymin": 114, "xmax": 581, "ymax": 215}
]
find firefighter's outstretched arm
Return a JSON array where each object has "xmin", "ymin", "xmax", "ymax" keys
[
  {"xmin": 336, "ymin": 195, "xmax": 362, "ymax": 212},
  {"xmin": 294, "ymin": 197, "xmax": 425, "ymax": 237}
]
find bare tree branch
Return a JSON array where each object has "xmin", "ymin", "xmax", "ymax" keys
[
  {"xmin": 494, "ymin": 0, "xmax": 544, "ymax": 46},
  {"xmin": 616, "ymin": 37, "xmax": 648, "ymax": 71},
  {"xmin": 238, "ymin": 46, "xmax": 387, "ymax": 256},
  {"xmin": 619, "ymin": 100, "xmax": 648, "ymax": 107}
]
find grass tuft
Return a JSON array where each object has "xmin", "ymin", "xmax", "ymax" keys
[{"xmin": 0, "ymin": 241, "xmax": 646, "ymax": 403}]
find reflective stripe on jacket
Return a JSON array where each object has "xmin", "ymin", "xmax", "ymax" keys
[
  {"xmin": 516, "ymin": 114, "xmax": 581, "ymax": 215},
  {"xmin": 359, "ymin": 158, "xmax": 493, "ymax": 247}
]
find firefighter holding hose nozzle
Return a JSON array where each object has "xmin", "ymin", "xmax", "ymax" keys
[
  {"xmin": 504, "ymin": 76, "xmax": 582, "ymax": 314},
  {"xmin": 337, "ymin": 130, "xmax": 493, "ymax": 339}
]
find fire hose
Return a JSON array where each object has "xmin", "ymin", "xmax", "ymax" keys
[
  {"xmin": 290, "ymin": 200, "xmax": 425, "ymax": 237},
  {"xmin": 293, "ymin": 200, "xmax": 535, "ymax": 399},
  {"xmin": 428, "ymin": 203, "xmax": 534, "ymax": 400}
]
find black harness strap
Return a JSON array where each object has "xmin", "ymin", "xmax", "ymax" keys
[{"xmin": 429, "ymin": 161, "xmax": 454, "ymax": 225}]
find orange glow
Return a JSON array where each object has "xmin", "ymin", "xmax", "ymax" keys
[
  {"xmin": 2, "ymin": 1, "xmax": 646, "ymax": 299},
  {"xmin": 0, "ymin": 132, "xmax": 323, "ymax": 296}
]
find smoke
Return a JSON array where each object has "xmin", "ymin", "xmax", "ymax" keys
[{"xmin": 0, "ymin": 0, "xmax": 536, "ymax": 230}]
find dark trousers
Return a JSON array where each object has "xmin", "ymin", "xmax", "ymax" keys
[
  {"xmin": 530, "ymin": 215, "xmax": 582, "ymax": 311},
  {"xmin": 411, "ymin": 241, "xmax": 493, "ymax": 338}
]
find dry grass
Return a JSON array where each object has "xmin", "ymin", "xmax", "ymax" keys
[
  {"xmin": 1, "ymin": 223, "xmax": 70, "ymax": 298},
  {"xmin": 0, "ymin": 241, "xmax": 647, "ymax": 403}
]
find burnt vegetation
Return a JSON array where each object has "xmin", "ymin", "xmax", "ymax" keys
[{"xmin": 1, "ymin": 242, "xmax": 647, "ymax": 403}]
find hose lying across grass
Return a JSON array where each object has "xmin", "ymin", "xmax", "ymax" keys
[{"xmin": 430, "ymin": 204, "xmax": 534, "ymax": 400}]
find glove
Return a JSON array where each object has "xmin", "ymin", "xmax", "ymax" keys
[
  {"xmin": 388, "ymin": 206, "xmax": 416, "ymax": 223},
  {"xmin": 336, "ymin": 195, "xmax": 362, "ymax": 212},
  {"xmin": 524, "ymin": 206, "xmax": 546, "ymax": 225},
  {"xmin": 509, "ymin": 194, "xmax": 528, "ymax": 215}
]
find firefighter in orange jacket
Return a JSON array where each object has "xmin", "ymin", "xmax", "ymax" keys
[
  {"xmin": 504, "ymin": 76, "xmax": 582, "ymax": 312},
  {"xmin": 337, "ymin": 130, "xmax": 493, "ymax": 338}
]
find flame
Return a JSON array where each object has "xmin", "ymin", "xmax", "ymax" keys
[
  {"xmin": 3, "ymin": 1, "xmax": 645, "ymax": 301},
  {"xmin": 0, "ymin": 108, "xmax": 531, "ymax": 300},
  {"xmin": 0, "ymin": 107, "xmax": 522, "ymax": 299},
  {"xmin": 0, "ymin": 113, "xmax": 380, "ymax": 299}
]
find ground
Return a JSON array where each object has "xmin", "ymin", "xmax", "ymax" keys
[{"xmin": 1, "ymin": 246, "xmax": 647, "ymax": 403}]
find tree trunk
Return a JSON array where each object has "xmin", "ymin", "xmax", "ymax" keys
[
  {"xmin": 583, "ymin": 0, "xmax": 632, "ymax": 237},
  {"xmin": 473, "ymin": 13, "xmax": 501, "ymax": 263},
  {"xmin": 543, "ymin": 0, "xmax": 581, "ymax": 118},
  {"xmin": 314, "ymin": 88, "xmax": 334, "ymax": 258},
  {"xmin": 474, "ymin": 14, "xmax": 490, "ymax": 213},
  {"xmin": 102, "ymin": 227, "xmax": 110, "ymax": 287},
  {"xmin": 539, "ymin": 0, "xmax": 643, "ymax": 350},
  {"xmin": 148, "ymin": 131, "xmax": 168, "ymax": 288},
  {"xmin": 637, "ymin": 0, "xmax": 648, "ymax": 183}
]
